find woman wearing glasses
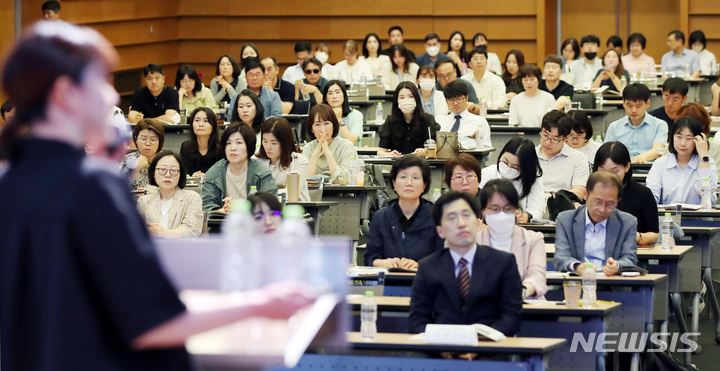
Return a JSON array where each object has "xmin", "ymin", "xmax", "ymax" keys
[
  {"xmin": 294, "ymin": 57, "xmax": 328, "ymax": 107},
  {"xmin": 364, "ymin": 155, "xmax": 443, "ymax": 268},
  {"xmin": 137, "ymin": 151, "xmax": 203, "ymax": 238},
  {"xmin": 444, "ymin": 153, "xmax": 482, "ymax": 198},
  {"xmin": 120, "ymin": 119, "xmax": 165, "ymax": 190},
  {"xmin": 565, "ymin": 110, "xmax": 601, "ymax": 168},
  {"xmin": 480, "ymin": 137, "xmax": 544, "ymax": 223},
  {"xmin": 476, "ymin": 179, "xmax": 547, "ymax": 299},
  {"xmin": 175, "ymin": 64, "xmax": 217, "ymax": 113}
]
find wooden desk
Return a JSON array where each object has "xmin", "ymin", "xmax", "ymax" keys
[{"xmin": 344, "ymin": 332, "xmax": 565, "ymax": 371}]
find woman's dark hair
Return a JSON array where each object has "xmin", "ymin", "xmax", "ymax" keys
[
  {"xmin": 186, "ymin": 107, "xmax": 219, "ymax": 152},
  {"xmin": 248, "ymin": 191, "xmax": 283, "ymax": 215},
  {"xmin": 567, "ymin": 110, "xmax": 593, "ymax": 140},
  {"xmin": 601, "ymin": 49, "xmax": 626, "ymax": 78},
  {"xmin": 148, "ymin": 150, "xmax": 187, "ymax": 189},
  {"xmin": 215, "ymin": 54, "xmax": 240, "ymax": 79},
  {"xmin": 432, "ymin": 191, "xmax": 481, "ymax": 226},
  {"xmin": 257, "ymin": 117, "xmax": 299, "ymax": 169},
  {"xmin": 592, "ymin": 141, "xmax": 632, "ymax": 185},
  {"xmin": 444, "ymin": 153, "xmax": 481, "ymax": 188},
  {"xmin": 132, "ymin": 119, "xmax": 165, "ymax": 153},
  {"xmin": 0, "ymin": 22, "xmax": 117, "ymax": 160},
  {"xmin": 502, "ymin": 49, "xmax": 525, "ymax": 84},
  {"xmin": 472, "ymin": 33, "xmax": 487, "ymax": 47},
  {"xmin": 230, "ymin": 89, "xmax": 265, "ymax": 134},
  {"xmin": 607, "ymin": 35, "xmax": 623, "ymax": 49},
  {"xmin": 669, "ymin": 116, "xmax": 704, "ymax": 156},
  {"xmin": 518, "ymin": 64, "xmax": 542, "ymax": 80},
  {"xmin": 240, "ymin": 42, "xmax": 260, "ymax": 66},
  {"xmin": 389, "ymin": 44, "xmax": 414, "ymax": 73},
  {"xmin": 387, "ymin": 81, "xmax": 434, "ymax": 144},
  {"xmin": 497, "ymin": 137, "xmax": 542, "ymax": 198},
  {"xmin": 677, "ymin": 102, "xmax": 711, "ymax": 136},
  {"xmin": 479, "ymin": 179, "xmax": 521, "ymax": 211},
  {"xmin": 306, "ymin": 104, "xmax": 340, "ymax": 141},
  {"xmin": 627, "ymin": 33, "xmax": 647, "ymax": 50},
  {"xmin": 220, "ymin": 122, "xmax": 256, "ymax": 161},
  {"xmin": 416, "ymin": 65, "xmax": 436, "ymax": 81},
  {"xmin": 362, "ymin": 33, "xmax": 382, "ymax": 58},
  {"xmin": 689, "ymin": 30, "xmax": 707, "ymax": 49},
  {"xmin": 389, "ymin": 154, "xmax": 432, "ymax": 195},
  {"xmin": 323, "ymin": 80, "xmax": 351, "ymax": 117},
  {"xmin": 174, "ymin": 64, "xmax": 202, "ymax": 94},
  {"xmin": 561, "ymin": 38, "xmax": 581, "ymax": 61},
  {"xmin": 447, "ymin": 31, "xmax": 467, "ymax": 61}
]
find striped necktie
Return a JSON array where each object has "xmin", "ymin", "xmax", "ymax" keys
[
  {"xmin": 458, "ymin": 258, "xmax": 470, "ymax": 303},
  {"xmin": 451, "ymin": 114, "xmax": 462, "ymax": 132}
]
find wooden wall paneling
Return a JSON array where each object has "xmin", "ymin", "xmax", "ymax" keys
[
  {"xmin": 228, "ymin": 0, "xmax": 434, "ymax": 17},
  {"xmin": 432, "ymin": 0, "xmax": 537, "ymax": 16},
  {"xmin": 432, "ymin": 17, "xmax": 536, "ymax": 41},
  {"xmin": 560, "ymin": 0, "xmax": 617, "ymax": 52},
  {"xmin": 0, "ymin": 0, "xmax": 15, "ymax": 102},
  {"xmin": 688, "ymin": 0, "xmax": 720, "ymax": 15},
  {"xmin": 93, "ymin": 18, "xmax": 179, "ymax": 47},
  {"xmin": 628, "ymin": 0, "xmax": 679, "ymax": 63},
  {"xmin": 22, "ymin": 0, "xmax": 179, "ymax": 26},
  {"xmin": 115, "ymin": 41, "xmax": 180, "ymax": 71},
  {"xmin": 688, "ymin": 16, "xmax": 720, "ymax": 39}
]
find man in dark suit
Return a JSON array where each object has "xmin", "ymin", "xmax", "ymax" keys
[
  {"xmin": 553, "ymin": 171, "xmax": 638, "ymax": 275},
  {"xmin": 408, "ymin": 191, "xmax": 523, "ymax": 336}
]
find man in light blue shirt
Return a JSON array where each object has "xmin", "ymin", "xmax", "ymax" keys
[
  {"xmin": 553, "ymin": 171, "xmax": 638, "ymax": 276},
  {"xmin": 604, "ymin": 83, "xmax": 668, "ymax": 162},
  {"xmin": 227, "ymin": 59, "xmax": 283, "ymax": 121},
  {"xmin": 661, "ymin": 30, "xmax": 701, "ymax": 79}
]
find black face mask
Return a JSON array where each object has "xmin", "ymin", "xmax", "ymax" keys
[{"xmin": 585, "ymin": 52, "xmax": 597, "ymax": 60}]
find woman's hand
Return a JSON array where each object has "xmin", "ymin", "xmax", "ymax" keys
[
  {"xmin": 695, "ymin": 133, "xmax": 709, "ymax": 157},
  {"xmin": 399, "ymin": 258, "xmax": 418, "ymax": 270},
  {"xmin": 446, "ymin": 51, "xmax": 462, "ymax": 66},
  {"xmin": 375, "ymin": 258, "xmax": 401, "ymax": 268},
  {"xmin": 412, "ymin": 148, "xmax": 426, "ymax": 157},
  {"xmin": 217, "ymin": 75, "xmax": 231, "ymax": 90},
  {"xmin": 146, "ymin": 222, "xmax": 166, "ymax": 236},
  {"xmin": 178, "ymin": 87, "xmax": 187, "ymax": 97},
  {"xmin": 506, "ymin": 92, "xmax": 517, "ymax": 101},
  {"xmin": 191, "ymin": 171, "xmax": 205, "ymax": 177},
  {"xmin": 332, "ymin": 106, "xmax": 344, "ymax": 122},
  {"xmin": 222, "ymin": 196, "xmax": 234, "ymax": 213},
  {"xmin": 516, "ymin": 210, "xmax": 530, "ymax": 223},
  {"xmin": 136, "ymin": 155, "xmax": 149, "ymax": 170}
]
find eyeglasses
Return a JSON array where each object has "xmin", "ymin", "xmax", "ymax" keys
[
  {"xmin": 442, "ymin": 210, "xmax": 476, "ymax": 223},
  {"xmin": 447, "ymin": 96, "xmax": 467, "ymax": 105},
  {"xmin": 246, "ymin": 73, "xmax": 263, "ymax": 80},
  {"xmin": 156, "ymin": 167, "xmax": 179, "ymax": 176},
  {"xmin": 566, "ymin": 135, "xmax": 587, "ymax": 142},
  {"xmin": 662, "ymin": 94, "xmax": 683, "ymax": 103},
  {"xmin": 540, "ymin": 132, "xmax": 563, "ymax": 144},
  {"xmin": 484, "ymin": 205, "xmax": 517, "ymax": 214},
  {"xmin": 437, "ymin": 72, "xmax": 456, "ymax": 81},
  {"xmin": 137, "ymin": 135, "xmax": 159, "ymax": 144},
  {"xmin": 146, "ymin": 75, "xmax": 163, "ymax": 82},
  {"xmin": 180, "ymin": 79, "xmax": 194, "ymax": 86},
  {"xmin": 589, "ymin": 197, "xmax": 617, "ymax": 210},
  {"xmin": 451, "ymin": 174, "xmax": 477, "ymax": 183},
  {"xmin": 305, "ymin": 69, "xmax": 320, "ymax": 74},
  {"xmin": 253, "ymin": 210, "xmax": 282, "ymax": 221}
]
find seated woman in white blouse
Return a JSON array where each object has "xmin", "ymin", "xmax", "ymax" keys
[
  {"xmin": 382, "ymin": 44, "xmax": 419, "ymax": 90},
  {"xmin": 302, "ymin": 104, "xmax": 358, "ymax": 182},
  {"xmin": 647, "ymin": 116, "xmax": 717, "ymax": 204},
  {"xmin": 256, "ymin": 117, "xmax": 310, "ymax": 201},
  {"xmin": 508, "ymin": 64, "xmax": 556, "ymax": 127},
  {"xmin": 137, "ymin": 151, "xmax": 204, "ymax": 238},
  {"xmin": 480, "ymin": 137, "xmax": 545, "ymax": 222},
  {"xmin": 359, "ymin": 32, "xmax": 390, "ymax": 77},
  {"xmin": 334, "ymin": 40, "xmax": 373, "ymax": 84},
  {"xmin": 323, "ymin": 80, "xmax": 364, "ymax": 146}
]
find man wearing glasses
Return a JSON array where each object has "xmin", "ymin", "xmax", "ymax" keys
[
  {"xmin": 434, "ymin": 59, "xmax": 479, "ymax": 105},
  {"xmin": 649, "ymin": 77, "xmax": 689, "ymax": 141},
  {"xmin": 226, "ymin": 59, "xmax": 283, "ymax": 121},
  {"xmin": 553, "ymin": 171, "xmax": 638, "ymax": 276},
  {"xmin": 128, "ymin": 64, "xmax": 179, "ymax": 124},
  {"xmin": 437, "ymin": 80, "xmax": 491, "ymax": 150},
  {"xmin": 605, "ymin": 83, "xmax": 668, "ymax": 163},
  {"xmin": 294, "ymin": 57, "xmax": 327, "ymax": 107},
  {"xmin": 536, "ymin": 110, "xmax": 589, "ymax": 201}
]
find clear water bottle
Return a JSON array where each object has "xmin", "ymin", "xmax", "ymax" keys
[
  {"xmin": 564, "ymin": 96, "xmax": 572, "ymax": 112},
  {"xmin": 475, "ymin": 124, "xmax": 484, "ymax": 149},
  {"xmin": 491, "ymin": 88, "xmax": 498, "ymax": 109},
  {"xmin": 360, "ymin": 290, "xmax": 377, "ymax": 340},
  {"xmin": 348, "ymin": 157, "xmax": 359, "ymax": 186},
  {"xmin": 661, "ymin": 212, "xmax": 674, "ymax": 250},
  {"xmin": 684, "ymin": 63, "xmax": 691, "ymax": 78},
  {"xmin": 595, "ymin": 135, "xmax": 603, "ymax": 144},
  {"xmin": 701, "ymin": 177, "xmax": 712, "ymax": 210},
  {"xmin": 582, "ymin": 263, "xmax": 597, "ymax": 307},
  {"xmin": 301, "ymin": 83, "xmax": 311, "ymax": 101},
  {"xmin": 620, "ymin": 75, "xmax": 627, "ymax": 90},
  {"xmin": 355, "ymin": 157, "xmax": 366, "ymax": 186},
  {"xmin": 276, "ymin": 205, "xmax": 312, "ymax": 281},
  {"xmin": 546, "ymin": 104, "xmax": 553, "ymax": 113},
  {"xmin": 431, "ymin": 188, "xmax": 442, "ymax": 202},
  {"xmin": 249, "ymin": 185, "xmax": 257, "ymax": 195},
  {"xmin": 220, "ymin": 200, "xmax": 259, "ymax": 291},
  {"xmin": 479, "ymin": 97, "xmax": 488, "ymax": 117},
  {"xmin": 375, "ymin": 102, "xmax": 384, "ymax": 123}
]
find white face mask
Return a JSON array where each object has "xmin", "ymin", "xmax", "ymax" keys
[
  {"xmin": 692, "ymin": 45, "xmax": 704, "ymax": 53},
  {"xmin": 418, "ymin": 79, "xmax": 435, "ymax": 91},
  {"xmin": 426, "ymin": 46, "xmax": 440, "ymax": 57},
  {"xmin": 485, "ymin": 211, "xmax": 516, "ymax": 235},
  {"xmin": 605, "ymin": 61, "xmax": 618, "ymax": 70},
  {"xmin": 315, "ymin": 51, "xmax": 329, "ymax": 64},
  {"xmin": 498, "ymin": 161, "xmax": 520, "ymax": 179},
  {"xmin": 398, "ymin": 98, "xmax": 417, "ymax": 114}
]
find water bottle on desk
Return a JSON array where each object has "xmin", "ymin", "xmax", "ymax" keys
[
  {"xmin": 301, "ymin": 83, "xmax": 311, "ymax": 101},
  {"xmin": 595, "ymin": 135, "xmax": 603, "ymax": 144},
  {"xmin": 375, "ymin": 102, "xmax": 384, "ymax": 123},
  {"xmin": 348, "ymin": 157, "xmax": 359, "ymax": 186},
  {"xmin": 249, "ymin": 185, "xmax": 257, "ymax": 195},
  {"xmin": 581, "ymin": 263, "xmax": 596, "ymax": 307},
  {"xmin": 355, "ymin": 157, "xmax": 366, "ymax": 186},
  {"xmin": 479, "ymin": 97, "xmax": 488, "ymax": 117},
  {"xmin": 360, "ymin": 291, "xmax": 377, "ymax": 340},
  {"xmin": 701, "ymin": 177, "xmax": 712, "ymax": 210},
  {"xmin": 684, "ymin": 63, "xmax": 691, "ymax": 78},
  {"xmin": 432, "ymin": 188, "xmax": 442, "ymax": 202},
  {"xmin": 475, "ymin": 124, "xmax": 484, "ymax": 149},
  {"xmin": 564, "ymin": 96, "xmax": 572, "ymax": 112},
  {"xmin": 661, "ymin": 212, "xmax": 674, "ymax": 250},
  {"xmin": 276, "ymin": 205, "xmax": 311, "ymax": 281}
]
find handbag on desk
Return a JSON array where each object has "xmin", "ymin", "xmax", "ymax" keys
[{"xmin": 436, "ymin": 131, "xmax": 459, "ymax": 159}]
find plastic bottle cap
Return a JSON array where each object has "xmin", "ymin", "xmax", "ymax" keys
[
  {"xmin": 665, "ymin": 212, "xmax": 671, "ymax": 216},
  {"xmin": 377, "ymin": 102, "xmax": 382, "ymax": 105},
  {"xmin": 585, "ymin": 262, "xmax": 593, "ymax": 268},
  {"xmin": 704, "ymin": 177, "xmax": 709, "ymax": 181},
  {"xmin": 365, "ymin": 291, "xmax": 374, "ymax": 297},
  {"xmin": 283, "ymin": 204, "xmax": 305, "ymax": 219},
  {"xmin": 350, "ymin": 156, "xmax": 356, "ymax": 160},
  {"xmin": 434, "ymin": 188, "xmax": 440, "ymax": 192}
]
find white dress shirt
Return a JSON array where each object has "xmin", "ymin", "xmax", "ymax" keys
[
  {"xmin": 461, "ymin": 70, "xmax": 506, "ymax": 108},
  {"xmin": 281, "ymin": 64, "xmax": 305, "ymax": 84},
  {"xmin": 646, "ymin": 153, "xmax": 717, "ymax": 205},
  {"xmin": 508, "ymin": 91, "xmax": 557, "ymax": 127},
  {"xmin": 584, "ymin": 209, "xmax": 608, "ymax": 270},
  {"xmin": 334, "ymin": 59, "xmax": 373, "ymax": 83},
  {"xmin": 535, "ymin": 144, "xmax": 590, "ymax": 193},
  {"xmin": 436, "ymin": 109, "xmax": 492, "ymax": 150},
  {"xmin": 450, "ymin": 244, "xmax": 477, "ymax": 278}
]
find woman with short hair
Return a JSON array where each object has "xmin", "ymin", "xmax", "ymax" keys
[
  {"xmin": 120, "ymin": 119, "xmax": 165, "ymax": 190},
  {"xmin": 301, "ymin": 104, "xmax": 358, "ymax": 181},
  {"xmin": 210, "ymin": 54, "xmax": 245, "ymax": 105}
]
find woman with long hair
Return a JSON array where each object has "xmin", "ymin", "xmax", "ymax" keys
[
  {"xmin": 377, "ymin": 81, "xmax": 439, "ymax": 156},
  {"xmin": 591, "ymin": 49, "xmax": 630, "ymax": 93},
  {"xmin": 382, "ymin": 44, "xmax": 420, "ymax": 90},
  {"xmin": 502, "ymin": 49, "xmax": 526, "ymax": 100},
  {"xmin": 179, "ymin": 107, "xmax": 222, "ymax": 177},
  {"xmin": 257, "ymin": 117, "xmax": 310, "ymax": 201}
]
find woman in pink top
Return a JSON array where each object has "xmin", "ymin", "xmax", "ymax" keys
[
  {"xmin": 622, "ymin": 33, "xmax": 656, "ymax": 76},
  {"xmin": 476, "ymin": 179, "xmax": 548, "ymax": 299}
]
